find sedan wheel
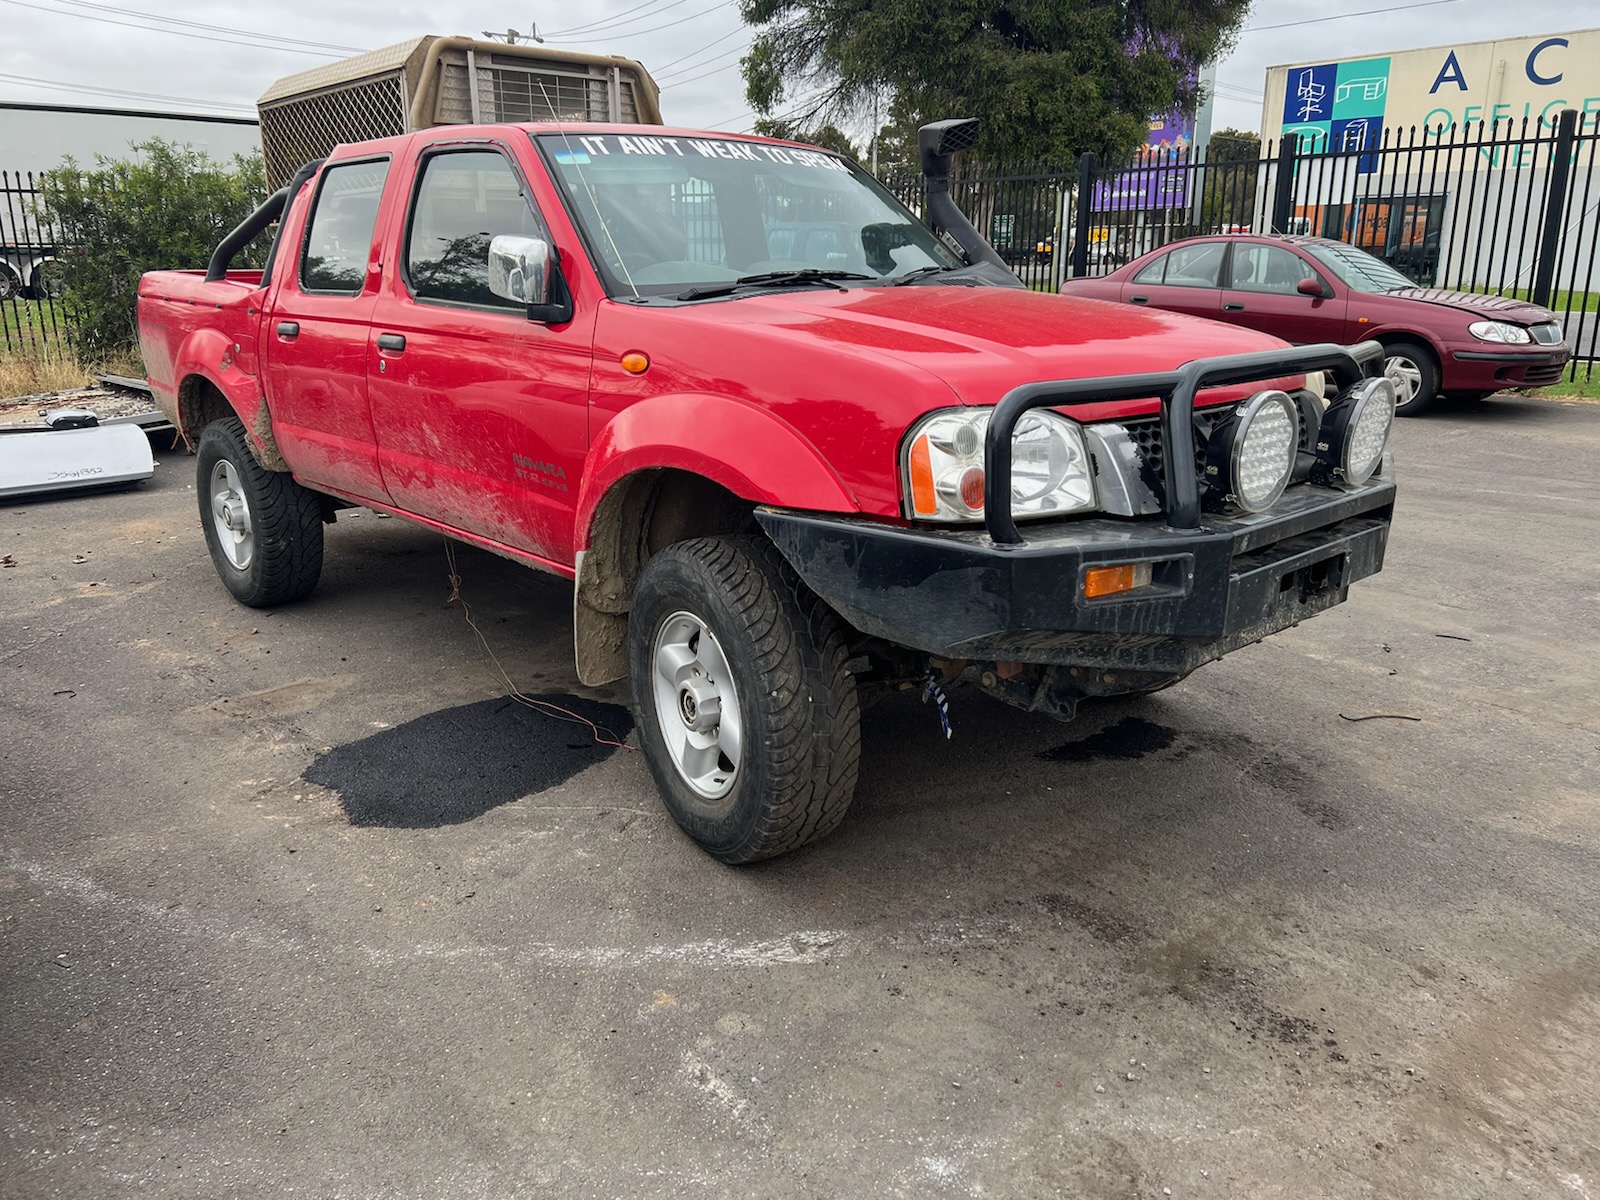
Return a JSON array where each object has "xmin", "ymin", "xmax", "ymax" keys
[{"xmin": 1382, "ymin": 341, "xmax": 1439, "ymax": 417}]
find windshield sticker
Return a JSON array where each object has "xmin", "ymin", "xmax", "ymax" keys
[{"xmin": 559, "ymin": 134, "xmax": 849, "ymax": 172}]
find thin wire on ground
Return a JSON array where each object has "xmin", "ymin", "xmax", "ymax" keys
[{"xmin": 443, "ymin": 540, "xmax": 635, "ymax": 751}]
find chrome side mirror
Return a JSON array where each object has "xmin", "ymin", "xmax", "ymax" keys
[{"xmin": 488, "ymin": 235, "xmax": 552, "ymax": 307}]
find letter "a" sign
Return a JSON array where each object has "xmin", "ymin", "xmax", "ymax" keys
[{"xmin": 1430, "ymin": 50, "xmax": 1468, "ymax": 94}]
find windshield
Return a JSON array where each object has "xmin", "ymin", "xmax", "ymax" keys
[
  {"xmin": 1301, "ymin": 241, "xmax": 1418, "ymax": 293},
  {"xmin": 533, "ymin": 132, "xmax": 963, "ymax": 298}
]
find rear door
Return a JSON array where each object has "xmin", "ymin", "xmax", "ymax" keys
[
  {"xmin": 1219, "ymin": 242, "xmax": 1344, "ymax": 343},
  {"xmin": 1120, "ymin": 241, "xmax": 1226, "ymax": 321},
  {"xmin": 259, "ymin": 157, "xmax": 393, "ymax": 500},
  {"xmin": 365, "ymin": 142, "xmax": 593, "ymax": 563}
]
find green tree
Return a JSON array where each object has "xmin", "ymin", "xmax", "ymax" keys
[
  {"xmin": 1199, "ymin": 126, "xmax": 1260, "ymax": 231},
  {"xmin": 750, "ymin": 118, "xmax": 862, "ymax": 161},
  {"xmin": 739, "ymin": 0, "xmax": 1251, "ymax": 164},
  {"xmin": 40, "ymin": 140, "xmax": 269, "ymax": 359}
]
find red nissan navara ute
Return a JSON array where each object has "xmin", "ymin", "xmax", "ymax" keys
[{"xmin": 138, "ymin": 119, "xmax": 1398, "ymax": 862}]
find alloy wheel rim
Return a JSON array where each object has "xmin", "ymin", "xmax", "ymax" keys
[
  {"xmin": 209, "ymin": 459, "xmax": 255, "ymax": 570},
  {"xmin": 1384, "ymin": 355, "xmax": 1423, "ymax": 405},
  {"xmin": 650, "ymin": 609, "xmax": 743, "ymax": 805}
]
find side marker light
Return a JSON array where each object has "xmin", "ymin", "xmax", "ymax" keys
[{"xmin": 1084, "ymin": 562, "xmax": 1153, "ymax": 600}]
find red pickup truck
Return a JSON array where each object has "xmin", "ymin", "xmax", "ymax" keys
[{"xmin": 137, "ymin": 119, "xmax": 1399, "ymax": 863}]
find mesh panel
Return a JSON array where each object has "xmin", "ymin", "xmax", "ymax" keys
[{"xmin": 260, "ymin": 75, "xmax": 407, "ymax": 190}]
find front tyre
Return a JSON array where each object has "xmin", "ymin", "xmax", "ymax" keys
[
  {"xmin": 1384, "ymin": 341, "xmax": 1439, "ymax": 417},
  {"xmin": 196, "ymin": 417, "xmax": 323, "ymax": 607},
  {"xmin": 628, "ymin": 535, "xmax": 861, "ymax": 864}
]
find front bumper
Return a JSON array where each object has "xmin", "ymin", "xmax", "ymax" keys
[
  {"xmin": 1448, "ymin": 344, "xmax": 1571, "ymax": 390},
  {"xmin": 757, "ymin": 476, "xmax": 1395, "ymax": 675}
]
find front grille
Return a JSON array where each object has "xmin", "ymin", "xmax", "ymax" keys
[
  {"xmin": 1529, "ymin": 323, "xmax": 1563, "ymax": 345},
  {"xmin": 1114, "ymin": 402, "xmax": 1314, "ymax": 502}
]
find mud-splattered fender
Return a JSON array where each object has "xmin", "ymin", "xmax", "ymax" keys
[
  {"xmin": 169, "ymin": 327, "xmax": 286, "ymax": 470},
  {"xmin": 569, "ymin": 394, "xmax": 861, "ymax": 686},
  {"xmin": 574, "ymin": 393, "xmax": 860, "ymax": 547}
]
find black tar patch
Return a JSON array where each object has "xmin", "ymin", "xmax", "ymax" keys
[{"xmin": 306, "ymin": 695, "xmax": 633, "ymax": 828}]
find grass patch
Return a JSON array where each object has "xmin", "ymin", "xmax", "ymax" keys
[
  {"xmin": 0, "ymin": 298, "xmax": 75, "ymax": 350},
  {"xmin": 0, "ymin": 339, "xmax": 142, "ymax": 399},
  {"xmin": 1535, "ymin": 373, "xmax": 1600, "ymax": 401},
  {"xmin": 0, "ymin": 350, "xmax": 94, "ymax": 396}
]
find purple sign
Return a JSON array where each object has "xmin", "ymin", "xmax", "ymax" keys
[{"xmin": 1093, "ymin": 110, "xmax": 1195, "ymax": 211}]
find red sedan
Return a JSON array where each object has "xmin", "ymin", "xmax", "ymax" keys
[{"xmin": 1060, "ymin": 235, "xmax": 1571, "ymax": 415}]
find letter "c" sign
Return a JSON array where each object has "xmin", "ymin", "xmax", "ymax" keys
[{"xmin": 1526, "ymin": 37, "xmax": 1567, "ymax": 87}]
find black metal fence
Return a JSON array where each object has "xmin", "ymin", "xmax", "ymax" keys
[
  {"xmin": 882, "ymin": 111, "xmax": 1600, "ymax": 382},
  {"xmin": 0, "ymin": 170, "xmax": 76, "ymax": 356},
  {"xmin": 9, "ymin": 114, "xmax": 1599, "ymax": 384}
]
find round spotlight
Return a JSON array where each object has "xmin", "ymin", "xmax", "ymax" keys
[
  {"xmin": 1313, "ymin": 377, "xmax": 1396, "ymax": 487},
  {"xmin": 1205, "ymin": 390, "xmax": 1299, "ymax": 513}
]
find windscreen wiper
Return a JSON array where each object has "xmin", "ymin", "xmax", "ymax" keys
[
  {"xmin": 889, "ymin": 265, "xmax": 962, "ymax": 286},
  {"xmin": 678, "ymin": 269, "xmax": 875, "ymax": 301}
]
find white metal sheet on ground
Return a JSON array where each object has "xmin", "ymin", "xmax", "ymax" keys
[{"xmin": 0, "ymin": 423, "xmax": 155, "ymax": 498}]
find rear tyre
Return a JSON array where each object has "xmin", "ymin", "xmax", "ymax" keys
[
  {"xmin": 196, "ymin": 417, "xmax": 323, "ymax": 607},
  {"xmin": 30, "ymin": 260, "xmax": 64, "ymax": 300},
  {"xmin": 0, "ymin": 265, "xmax": 20, "ymax": 302},
  {"xmin": 1384, "ymin": 341, "xmax": 1439, "ymax": 417},
  {"xmin": 627, "ymin": 534, "xmax": 861, "ymax": 864}
]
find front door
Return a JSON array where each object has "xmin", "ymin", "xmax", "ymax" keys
[
  {"xmin": 366, "ymin": 145, "xmax": 593, "ymax": 564},
  {"xmin": 1219, "ymin": 242, "xmax": 1344, "ymax": 344},
  {"xmin": 259, "ymin": 157, "xmax": 393, "ymax": 501}
]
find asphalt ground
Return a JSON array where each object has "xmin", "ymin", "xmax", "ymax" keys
[{"xmin": 3, "ymin": 395, "xmax": 1598, "ymax": 1199}]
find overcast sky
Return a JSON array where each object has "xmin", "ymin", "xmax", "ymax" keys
[{"xmin": 0, "ymin": 0, "xmax": 1586, "ymax": 144}]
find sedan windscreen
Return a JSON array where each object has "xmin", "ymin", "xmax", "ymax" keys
[
  {"xmin": 1302, "ymin": 241, "xmax": 1417, "ymax": 293},
  {"xmin": 534, "ymin": 132, "xmax": 962, "ymax": 298}
]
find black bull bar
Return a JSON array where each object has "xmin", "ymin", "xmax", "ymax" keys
[{"xmin": 982, "ymin": 340, "xmax": 1387, "ymax": 543}]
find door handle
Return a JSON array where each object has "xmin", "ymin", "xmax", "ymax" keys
[
  {"xmin": 1129, "ymin": 294, "xmax": 1149, "ymax": 304},
  {"xmin": 1223, "ymin": 302, "xmax": 1245, "ymax": 312},
  {"xmin": 376, "ymin": 333, "xmax": 406, "ymax": 353},
  {"xmin": 276, "ymin": 321, "xmax": 299, "ymax": 339}
]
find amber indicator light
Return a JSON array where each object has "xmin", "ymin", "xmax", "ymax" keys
[
  {"xmin": 621, "ymin": 352, "xmax": 650, "ymax": 374},
  {"xmin": 1083, "ymin": 562, "xmax": 1153, "ymax": 599}
]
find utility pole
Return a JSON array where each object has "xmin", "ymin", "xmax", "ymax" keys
[{"xmin": 870, "ymin": 88, "xmax": 880, "ymax": 175}]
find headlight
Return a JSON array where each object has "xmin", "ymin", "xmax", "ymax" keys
[
  {"xmin": 1202, "ymin": 390, "xmax": 1299, "ymax": 513},
  {"xmin": 1312, "ymin": 376, "xmax": 1395, "ymax": 487},
  {"xmin": 904, "ymin": 408, "xmax": 1096, "ymax": 522},
  {"xmin": 1468, "ymin": 320, "xmax": 1532, "ymax": 344}
]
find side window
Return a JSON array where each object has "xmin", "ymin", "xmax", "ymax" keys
[
  {"xmin": 300, "ymin": 160, "xmax": 389, "ymax": 295},
  {"xmin": 1232, "ymin": 245, "xmax": 1314, "ymax": 294},
  {"xmin": 1132, "ymin": 255, "xmax": 1167, "ymax": 285},
  {"xmin": 406, "ymin": 149, "xmax": 546, "ymax": 309},
  {"xmin": 1162, "ymin": 243, "xmax": 1224, "ymax": 288}
]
